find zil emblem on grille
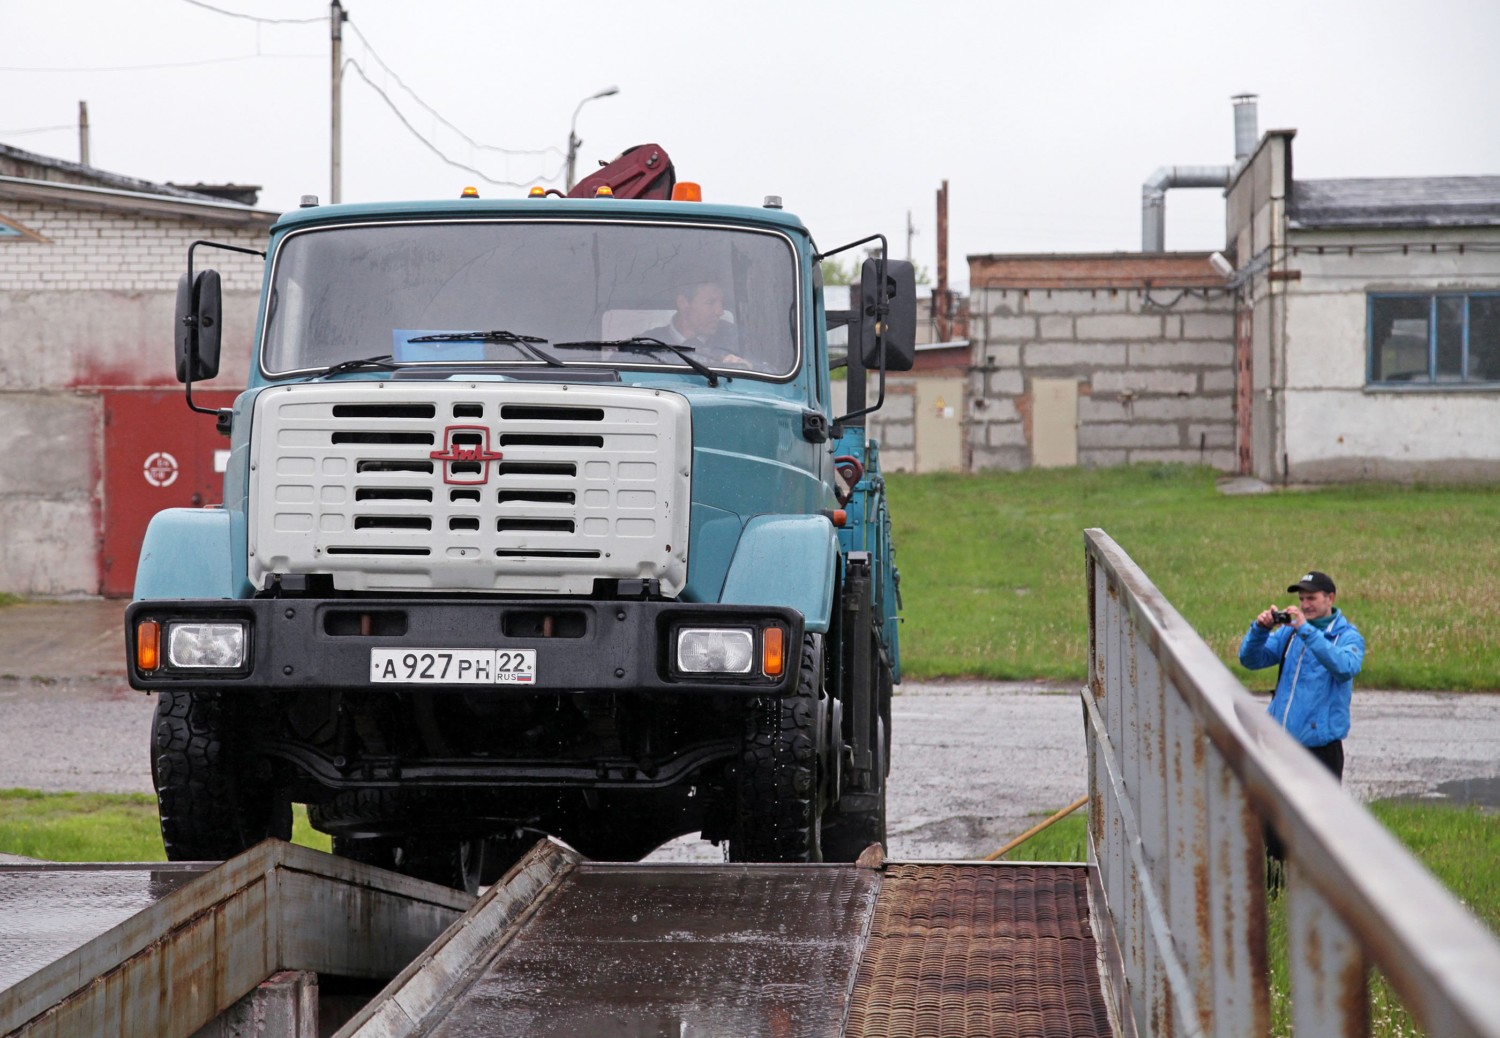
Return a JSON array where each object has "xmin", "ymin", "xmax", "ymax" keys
[{"xmin": 430, "ymin": 425, "xmax": 503, "ymax": 485}]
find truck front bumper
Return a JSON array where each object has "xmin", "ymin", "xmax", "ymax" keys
[{"xmin": 125, "ymin": 597, "xmax": 803, "ymax": 696}]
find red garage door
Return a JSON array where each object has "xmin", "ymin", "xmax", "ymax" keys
[{"xmin": 101, "ymin": 389, "xmax": 238, "ymax": 598}]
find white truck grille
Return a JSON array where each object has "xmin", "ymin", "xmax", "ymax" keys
[{"xmin": 249, "ymin": 382, "xmax": 692, "ymax": 595}]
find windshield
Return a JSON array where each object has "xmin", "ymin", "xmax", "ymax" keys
[{"xmin": 261, "ymin": 220, "xmax": 800, "ymax": 379}]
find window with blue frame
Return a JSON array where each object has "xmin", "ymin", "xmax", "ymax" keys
[{"xmin": 1368, "ymin": 293, "xmax": 1500, "ymax": 385}]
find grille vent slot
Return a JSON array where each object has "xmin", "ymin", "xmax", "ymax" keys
[
  {"xmin": 500, "ymin": 434, "xmax": 603, "ymax": 449},
  {"xmin": 500, "ymin": 405, "xmax": 605, "ymax": 422},
  {"xmin": 332, "ymin": 404, "xmax": 436, "ymax": 419},
  {"xmin": 495, "ymin": 462, "xmax": 575, "ymax": 477},
  {"xmin": 496, "ymin": 518, "xmax": 575, "ymax": 533},
  {"xmin": 333, "ymin": 432, "xmax": 435, "ymax": 446},
  {"xmin": 358, "ymin": 460, "xmax": 434, "ymax": 474},
  {"xmin": 357, "ymin": 488, "xmax": 433, "ymax": 502},
  {"xmin": 497, "ymin": 490, "xmax": 575, "ymax": 505}
]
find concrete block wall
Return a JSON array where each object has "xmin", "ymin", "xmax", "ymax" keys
[{"xmin": 968, "ymin": 281, "xmax": 1237, "ymax": 471}]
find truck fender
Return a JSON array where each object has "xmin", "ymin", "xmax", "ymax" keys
[
  {"xmin": 719, "ymin": 515, "xmax": 838, "ymax": 633},
  {"xmin": 133, "ymin": 507, "xmax": 239, "ymax": 599}
]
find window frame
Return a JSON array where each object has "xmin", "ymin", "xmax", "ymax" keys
[{"xmin": 1367, "ymin": 291, "xmax": 1500, "ymax": 388}]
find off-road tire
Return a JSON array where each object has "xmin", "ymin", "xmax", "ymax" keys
[
  {"xmin": 152, "ymin": 689, "xmax": 290, "ymax": 860},
  {"xmin": 727, "ymin": 634, "xmax": 825, "ymax": 863}
]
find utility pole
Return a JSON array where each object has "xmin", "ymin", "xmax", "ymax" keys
[
  {"xmin": 77, "ymin": 101, "xmax": 90, "ymax": 167},
  {"xmin": 935, "ymin": 180, "xmax": 950, "ymax": 342},
  {"xmin": 565, "ymin": 87, "xmax": 619, "ymax": 192},
  {"xmin": 330, "ymin": 0, "xmax": 347, "ymax": 203}
]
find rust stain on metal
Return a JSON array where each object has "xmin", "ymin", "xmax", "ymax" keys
[{"xmin": 846, "ymin": 864, "xmax": 1112, "ymax": 1038}]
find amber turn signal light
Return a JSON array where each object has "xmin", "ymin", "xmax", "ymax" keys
[
  {"xmin": 136, "ymin": 620, "xmax": 161, "ymax": 671},
  {"xmin": 761, "ymin": 626, "xmax": 785, "ymax": 677}
]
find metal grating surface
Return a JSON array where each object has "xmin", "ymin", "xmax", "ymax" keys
[
  {"xmin": 847, "ymin": 864, "xmax": 1112, "ymax": 1038},
  {"xmin": 0, "ymin": 864, "xmax": 208, "ymax": 994}
]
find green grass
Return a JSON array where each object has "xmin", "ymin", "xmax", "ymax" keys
[
  {"xmin": 888, "ymin": 465, "xmax": 1500, "ymax": 690},
  {"xmin": 0, "ymin": 788, "xmax": 330, "ymax": 861},
  {"xmin": 1003, "ymin": 800, "xmax": 1499, "ymax": 1037}
]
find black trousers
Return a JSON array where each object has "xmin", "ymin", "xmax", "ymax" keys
[
  {"xmin": 1306, "ymin": 739, "xmax": 1345, "ymax": 781},
  {"xmin": 1266, "ymin": 739, "xmax": 1344, "ymax": 870}
]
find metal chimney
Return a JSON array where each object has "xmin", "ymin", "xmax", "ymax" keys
[{"xmin": 1232, "ymin": 94, "xmax": 1259, "ymax": 161}]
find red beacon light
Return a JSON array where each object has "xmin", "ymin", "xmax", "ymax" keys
[{"xmin": 459, "ymin": 186, "xmax": 480, "ymax": 198}]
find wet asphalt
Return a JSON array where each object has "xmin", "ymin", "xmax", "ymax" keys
[{"xmin": 1, "ymin": 599, "xmax": 1496, "ymax": 862}]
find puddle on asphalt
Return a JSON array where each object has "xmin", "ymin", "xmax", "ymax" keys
[{"xmin": 1434, "ymin": 775, "xmax": 1500, "ymax": 811}]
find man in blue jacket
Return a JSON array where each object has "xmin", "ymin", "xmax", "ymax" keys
[{"xmin": 1239, "ymin": 570, "xmax": 1366, "ymax": 781}]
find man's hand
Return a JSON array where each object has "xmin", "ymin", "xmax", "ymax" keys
[
  {"xmin": 1285, "ymin": 605, "xmax": 1306, "ymax": 629},
  {"xmin": 1256, "ymin": 607, "xmax": 1279, "ymax": 630}
]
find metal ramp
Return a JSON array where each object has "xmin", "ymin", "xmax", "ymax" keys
[
  {"xmin": 0, "ymin": 842, "xmax": 472, "ymax": 1037},
  {"xmin": 340, "ymin": 841, "xmax": 1112, "ymax": 1038}
]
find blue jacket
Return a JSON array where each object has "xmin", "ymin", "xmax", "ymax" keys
[{"xmin": 1239, "ymin": 609, "xmax": 1365, "ymax": 748}]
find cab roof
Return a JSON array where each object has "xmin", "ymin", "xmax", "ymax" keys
[{"xmin": 271, "ymin": 196, "xmax": 812, "ymax": 237}]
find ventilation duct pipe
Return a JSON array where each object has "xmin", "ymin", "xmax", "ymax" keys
[
  {"xmin": 1141, "ymin": 166, "xmax": 1229, "ymax": 252},
  {"xmin": 1233, "ymin": 93, "xmax": 1259, "ymax": 161},
  {"xmin": 1140, "ymin": 94, "xmax": 1259, "ymax": 252}
]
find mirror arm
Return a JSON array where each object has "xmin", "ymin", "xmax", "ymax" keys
[
  {"xmin": 182, "ymin": 239, "xmax": 265, "ymax": 418},
  {"xmin": 833, "ymin": 234, "xmax": 891, "ymax": 426}
]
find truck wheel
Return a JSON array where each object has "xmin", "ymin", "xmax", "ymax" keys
[
  {"xmin": 152, "ymin": 689, "xmax": 290, "ymax": 860},
  {"xmin": 727, "ymin": 634, "xmax": 825, "ymax": 863}
]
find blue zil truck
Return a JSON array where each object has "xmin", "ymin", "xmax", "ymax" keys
[{"xmin": 126, "ymin": 151, "xmax": 913, "ymax": 889}]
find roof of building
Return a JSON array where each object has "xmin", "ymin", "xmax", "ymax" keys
[
  {"xmin": 0, "ymin": 141, "xmax": 259, "ymax": 203},
  {"xmin": 0, "ymin": 142, "xmax": 278, "ymax": 227},
  {"xmin": 1290, "ymin": 176, "xmax": 1500, "ymax": 229}
]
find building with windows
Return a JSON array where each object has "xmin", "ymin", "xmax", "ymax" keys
[
  {"xmin": 964, "ymin": 124, "xmax": 1500, "ymax": 482},
  {"xmin": 1227, "ymin": 131, "xmax": 1500, "ymax": 482}
]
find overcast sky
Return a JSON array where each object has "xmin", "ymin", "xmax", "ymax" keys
[{"xmin": 6, "ymin": 0, "xmax": 1499, "ymax": 289}]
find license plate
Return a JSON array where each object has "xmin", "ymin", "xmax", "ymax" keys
[{"xmin": 370, "ymin": 648, "xmax": 536, "ymax": 685}]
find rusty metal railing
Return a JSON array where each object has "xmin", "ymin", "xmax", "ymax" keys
[{"xmin": 1083, "ymin": 528, "xmax": 1500, "ymax": 1037}]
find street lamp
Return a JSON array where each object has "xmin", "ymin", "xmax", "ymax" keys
[{"xmin": 565, "ymin": 86, "xmax": 619, "ymax": 191}]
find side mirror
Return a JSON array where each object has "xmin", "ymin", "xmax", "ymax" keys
[
  {"xmin": 174, "ymin": 270, "xmax": 223, "ymax": 382},
  {"xmin": 859, "ymin": 258, "xmax": 917, "ymax": 372}
]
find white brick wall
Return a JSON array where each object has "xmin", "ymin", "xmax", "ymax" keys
[{"xmin": 0, "ymin": 201, "xmax": 267, "ymax": 292}]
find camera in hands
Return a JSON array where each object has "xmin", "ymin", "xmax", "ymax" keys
[{"xmin": 1271, "ymin": 610, "xmax": 1293, "ymax": 625}]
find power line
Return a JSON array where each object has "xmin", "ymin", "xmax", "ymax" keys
[
  {"xmin": 343, "ymin": 59, "xmax": 566, "ymax": 187},
  {"xmin": 343, "ymin": 21, "xmax": 562, "ymax": 160},
  {"xmin": 179, "ymin": 0, "xmax": 324, "ymax": 24},
  {"xmin": 0, "ymin": 124, "xmax": 72, "ymax": 137},
  {"xmin": 0, "ymin": 54, "xmax": 316, "ymax": 73}
]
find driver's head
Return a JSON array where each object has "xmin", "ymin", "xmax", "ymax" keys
[{"xmin": 674, "ymin": 281, "xmax": 725, "ymax": 339}]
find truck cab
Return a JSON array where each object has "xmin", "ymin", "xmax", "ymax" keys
[{"xmin": 126, "ymin": 185, "xmax": 914, "ymax": 889}]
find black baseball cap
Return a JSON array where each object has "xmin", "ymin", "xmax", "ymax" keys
[{"xmin": 1287, "ymin": 571, "xmax": 1336, "ymax": 594}]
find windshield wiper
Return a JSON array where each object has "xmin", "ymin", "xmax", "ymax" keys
[
  {"xmin": 310, "ymin": 354, "xmax": 401, "ymax": 378},
  {"xmin": 406, "ymin": 329, "xmax": 564, "ymax": 367},
  {"xmin": 553, "ymin": 337, "xmax": 723, "ymax": 387}
]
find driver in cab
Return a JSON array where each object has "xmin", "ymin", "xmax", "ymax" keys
[{"xmin": 643, "ymin": 281, "xmax": 749, "ymax": 367}]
